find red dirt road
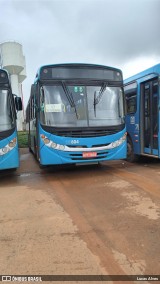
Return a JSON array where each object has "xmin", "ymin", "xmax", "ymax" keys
[{"xmin": 0, "ymin": 149, "xmax": 160, "ymax": 283}]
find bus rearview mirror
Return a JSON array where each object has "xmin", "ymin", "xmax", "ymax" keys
[{"xmin": 15, "ymin": 96, "xmax": 23, "ymax": 111}]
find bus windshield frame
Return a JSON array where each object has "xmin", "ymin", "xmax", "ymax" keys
[
  {"xmin": 39, "ymin": 80, "xmax": 125, "ymax": 128},
  {"xmin": 0, "ymin": 88, "xmax": 16, "ymax": 132}
]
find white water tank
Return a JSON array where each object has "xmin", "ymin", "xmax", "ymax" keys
[{"xmin": 0, "ymin": 42, "xmax": 24, "ymax": 74}]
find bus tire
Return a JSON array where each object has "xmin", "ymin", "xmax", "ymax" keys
[
  {"xmin": 28, "ymin": 134, "xmax": 32, "ymax": 152},
  {"xmin": 127, "ymin": 137, "xmax": 139, "ymax": 162},
  {"xmin": 10, "ymin": 168, "xmax": 17, "ymax": 172},
  {"xmin": 34, "ymin": 138, "xmax": 38, "ymax": 160}
]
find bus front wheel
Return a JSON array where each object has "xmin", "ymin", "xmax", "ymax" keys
[{"xmin": 127, "ymin": 137, "xmax": 139, "ymax": 162}]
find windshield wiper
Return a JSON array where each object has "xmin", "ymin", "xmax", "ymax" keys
[
  {"xmin": 61, "ymin": 81, "xmax": 78, "ymax": 119},
  {"xmin": 93, "ymin": 82, "xmax": 107, "ymax": 117}
]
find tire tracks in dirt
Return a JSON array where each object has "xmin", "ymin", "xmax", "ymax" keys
[{"xmin": 46, "ymin": 175, "xmax": 135, "ymax": 284}]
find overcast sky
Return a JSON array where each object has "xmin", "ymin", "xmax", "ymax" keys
[{"xmin": 0, "ymin": 0, "xmax": 160, "ymax": 108}]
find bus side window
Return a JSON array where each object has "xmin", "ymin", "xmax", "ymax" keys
[
  {"xmin": 124, "ymin": 82, "xmax": 137, "ymax": 114},
  {"xmin": 126, "ymin": 95, "xmax": 136, "ymax": 113},
  {"xmin": 152, "ymin": 82, "xmax": 158, "ymax": 136}
]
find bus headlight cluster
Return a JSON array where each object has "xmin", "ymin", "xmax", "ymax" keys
[
  {"xmin": 40, "ymin": 133, "xmax": 127, "ymax": 152},
  {"xmin": 110, "ymin": 133, "xmax": 127, "ymax": 149},
  {"xmin": 0, "ymin": 138, "xmax": 17, "ymax": 156},
  {"xmin": 41, "ymin": 135, "xmax": 65, "ymax": 151}
]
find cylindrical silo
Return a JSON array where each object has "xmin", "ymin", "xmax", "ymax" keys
[{"xmin": 0, "ymin": 42, "xmax": 24, "ymax": 74}]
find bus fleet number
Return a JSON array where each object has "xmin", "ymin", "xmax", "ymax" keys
[{"xmin": 71, "ymin": 140, "xmax": 80, "ymax": 144}]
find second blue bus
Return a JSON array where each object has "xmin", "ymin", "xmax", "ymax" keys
[
  {"xmin": 26, "ymin": 63, "xmax": 126, "ymax": 166},
  {"xmin": 124, "ymin": 63, "xmax": 160, "ymax": 162}
]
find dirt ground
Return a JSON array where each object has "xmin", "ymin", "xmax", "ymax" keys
[{"xmin": 0, "ymin": 148, "xmax": 160, "ymax": 284}]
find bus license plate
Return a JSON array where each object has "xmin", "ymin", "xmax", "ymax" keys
[{"xmin": 83, "ymin": 152, "xmax": 97, "ymax": 158}]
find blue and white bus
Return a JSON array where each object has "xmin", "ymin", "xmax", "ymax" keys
[
  {"xmin": 0, "ymin": 69, "xmax": 22, "ymax": 170},
  {"xmin": 26, "ymin": 63, "xmax": 126, "ymax": 166},
  {"xmin": 124, "ymin": 63, "xmax": 160, "ymax": 162}
]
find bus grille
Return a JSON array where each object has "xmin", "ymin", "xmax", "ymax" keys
[
  {"xmin": 41, "ymin": 124, "xmax": 125, "ymax": 138},
  {"xmin": 53, "ymin": 129, "xmax": 117, "ymax": 137}
]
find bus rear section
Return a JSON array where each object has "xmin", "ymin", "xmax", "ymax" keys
[
  {"xmin": 124, "ymin": 63, "xmax": 160, "ymax": 162},
  {"xmin": 26, "ymin": 63, "xmax": 127, "ymax": 166},
  {"xmin": 0, "ymin": 69, "xmax": 22, "ymax": 170}
]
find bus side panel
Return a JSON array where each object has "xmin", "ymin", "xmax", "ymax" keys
[{"xmin": 126, "ymin": 115, "xmax": 141, "ymax": 155}]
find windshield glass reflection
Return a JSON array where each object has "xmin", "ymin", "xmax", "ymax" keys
[
  {"xmin": 40, "ymin": 84, "xmax": 125, "ymax": 127},
  {"xmin": 0, "ymin": 89, "xmax": 15, "ymax": 131}
]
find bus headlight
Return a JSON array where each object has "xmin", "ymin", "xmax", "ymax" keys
[
  {"xmin": 9, "ymin": 138, "xmax": 17, "ymax": 148},
  {"xmin": 41, "ymin": 135, "xmax": 65, "ymax": 151},
  {"xmin": 51, "ymin": 142, "xmax": 57, "ymax": 149},
  {"xmin": 43, "ymin": 138, "xmax": 50, "ymax": 144},
  {"xmin": 2, "ymin": 147, "xmax": 9, "ymax": 154},
  {"xmin": 110, "ymin": 133, "xmax": 127, "ymax": 149},
  {"xmin": 0, "ymin": 138, "xmax": 17, "ymax": 156}
]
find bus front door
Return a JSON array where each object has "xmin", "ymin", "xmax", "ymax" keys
[{"xmin": 141, "ymin": 80, "xmax": 159, "ymax": 156}]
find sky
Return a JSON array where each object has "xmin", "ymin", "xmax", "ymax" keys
[{"xmin": 0, "ymin": 0, "xmax": 160, "ymax": 109}]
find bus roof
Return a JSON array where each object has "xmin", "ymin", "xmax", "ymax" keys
[
  {"xmin": 38, "ymin": 62, "xmax": 122, "ymax": 71},
  {"xmin": 36, "ymin": 62, "xmax": 122, "ymax": 75},
  {"xmin": 124, "ymin": 63, "xmax": 160, "ymax": 85},
  {"xmin": 35, "ymin": 63, "xmax": 123, "ymax": 82}
]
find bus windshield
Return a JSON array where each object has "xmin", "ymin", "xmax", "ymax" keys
[
  {"xmin": 40, "ymin": 84, "xmax": 125, "ymax": 127},
  {"xmin": 0, "ymin": 89, "xmax": 15, "ymax": 131}
]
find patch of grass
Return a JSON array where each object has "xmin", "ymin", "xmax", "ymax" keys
[{"xmin": 18, "ymin": 131, "xmax": 28, "ymax": 148}]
